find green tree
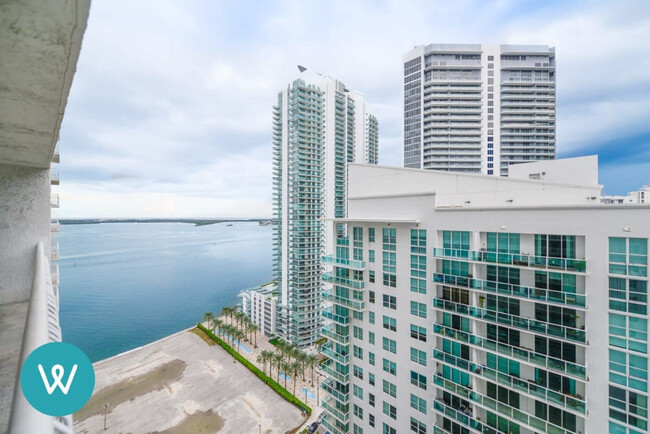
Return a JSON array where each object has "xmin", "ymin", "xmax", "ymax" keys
[
  {"xmin": 202, "ymin": 312, "xmax": 214, "ymax": 328},
  {"xmin": 249, "ymin": 324, "xmax": 259, "ymax": 348},
  {"xmin": 290, "ymin": 360, "xmax": 302, "ymax": 395}
]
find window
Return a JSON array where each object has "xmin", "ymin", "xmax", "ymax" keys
[
  {"xmin": 383, "ymin": 401, "xmax": 397, "ymax": 420},
  {"xmin": 410, "ymin": 347, "xmax": 427, "ymax": 366},
  {"xmin": 369, "ymin": 331, "xmax": 375, "ymax": 345},
  {"xmin": 369, "ymin": 352, "xmax": 375, "ymax": 366},
  {"xmin": 410, "ymin": 394, "xmax": 427, "ymax": 414},
  {"xmin": 383, "ymin": 273, "xmax": 397, "ymax": 287},
  {"xmin": 410, "ymin": 417, "xmax": 427, "ymax": 434},
  {"xmin": 369, "ymin": 311, "xmax": 375, "ymax": 324},
  {"xmin": 383, "ymin": 358, "xmax": 397, "ymax": 376},
  {"xmin": 411, "ymin": 324, "xmax": 427, "ymax": 342},
  {"xmin": 369, "ymin": 250, "xmax": 376, "ymax": 263},
  {"xmin": 411, "ymin": 277, "xmax": 426, "ymax": 294},
  {"xmin": 383, "ymin": 337, "xmax": 397, "ymax": 354},
  {"xmin": 383, "ymin": 228, "xmax": 396, "ymax": 250},
  {"xmin": 410, "ymin": 301, "xmax": 427, "ymax": 318},
  {"xmin": 369, "ymin": 290, "xmax": 375, "ymax": 303},
  {"xmin": 411, "ymin": 370, "xmax": 427, "ymax": 389},
  {"xmin": 383, "ymin": 423, "xmax": 396, "ymax": 434},
  {"xmin": 383, "ymin": 294, "xmax": 397, "ymax": 309},
  {"xmin": 369, "ymin": 393, "xmax": 375, "ymax": 407},
  {"xmin": 354, "ymin": 345, "xmax": 363, "ymax": 360},
  {"xmin": 369, "ymin": 228, "xmax": 375, "ymax": 242},
  {"xmin": 383, "ymin": 380, "xmax": 397, "ymax": 397},
  {"xmin": 383, "ymin": 315, "xmax": 397, "ymax": 331},
  {"xmin": 369, "ymin": 372, "xmax": 375, "ymax": 386},
  {"xmin": 369, "ymin": 414, "xmax": 375, "ymax": 428},
  {"xmin": 369, "ymin": 270, "xmax": 375, "ymax": 283},
  {"xmin": 353, "ymin": 423, "xmax": 363, "ymax": 434},
  {"xmin": 353, "ymin": 404, "xmax": 363, "ymax": 419},
  {"xmin": 411, "ymin": 229, "xmax": 426, "ymax": 254},
  {"xmin": 353, "ymin": 365, "xmax": 364, "ymax": 380},
  {"xmin": 354, "ymin": 384, "xmax": 364, "ymax": 399},
  {"xmin": 353, "ymin": 326, "xmax": 363, "ymax": 340}
]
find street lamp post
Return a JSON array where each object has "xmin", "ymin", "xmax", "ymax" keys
[{"xmin": 102, "ymin": 402, "xmax": 110, "ymax": 430}]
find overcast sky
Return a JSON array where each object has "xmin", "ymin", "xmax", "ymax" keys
[{"xmin": 55, "ymin": 0, "xmax": 650, "ymax": 218}]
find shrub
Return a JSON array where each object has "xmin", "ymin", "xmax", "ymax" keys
[{"xmin": 196, "ymin": 324, "xmax": 311, "ymax": 415}]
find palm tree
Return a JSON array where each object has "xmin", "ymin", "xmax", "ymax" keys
[
  {"xmin": 281, "ymin": 361, "xmax": 291, "ymax": 389},
  {"xmin": 249, "ymin": 324, "xmax": 259, "ymax": 348},
  {"xmin": 257, "ymin": 354, "xmax": 265, "ymax": 373},
  {"xmin": 307, "ymin": 354, "xmax": 317, "ymax": 386},
  {"xmin": 290, "ymin": 360, "xmax": 302, "ymax": 395},
  {"xmin": 234, "ymin": 329, "xmax": 245, "ymax": 353},
  {"xmin": 297, "ymin": 352, "xmax": 309, "ymax": 381},
  {"xmin": 221, "ymin": 306, "xmax": 232, "ymax": 325},
  {"xmin": 261, "ymin": 350, "xmax": 273, "ymax": 374},
  {"xmin": 202, "ymin": 312, "xmax": 214, "ymax": 328},
  {"xmin": 213, "ymin": 318, "xmax": 224, "ymax": 335},
  {"xmin": 274, "ymin": 352, "xmax": 284, "ymax": 382}
]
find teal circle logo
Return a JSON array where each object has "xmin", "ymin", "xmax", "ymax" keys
[{"xmin": 20, "ymin": 342, "xmax": 95, "ymax": 416}]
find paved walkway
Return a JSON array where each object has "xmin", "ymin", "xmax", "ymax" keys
[{"xmin": 74, "ymin": 328, "xmax": 305, "ymax": 433}]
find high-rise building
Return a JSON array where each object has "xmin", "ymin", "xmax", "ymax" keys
[
  {"xmin": 0, "ymin": 1, "xmax": 89, "ymax": 432},
  {"xmin": 403, "ymin": 44, "xmax": 556, "ymax": 176},
  {"xmin": 320, "ymin": 156, "xmax": 649, "ymax": 434},
  {"xmin": 248, "ymin": 68, "xmax": 379, "ymax": 347}
]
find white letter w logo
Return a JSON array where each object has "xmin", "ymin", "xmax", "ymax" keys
[{"xmin": 38, "ymin": 364, "xmax": 78, "ymax": 395}]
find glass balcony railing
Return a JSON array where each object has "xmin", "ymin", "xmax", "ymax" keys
[
  {"xmin": 321, "ymin": 396, "xmax": 350, "ymax": 424},
  {"xmin": 322, "ymin": 342, "xmax": 350, "ymax": 365},
  {"xmin": 321, "ymin": 414, "xmax": 348, "ymax": 434},
  {"xmin": 322, "ymin": 272, "xmax": 365, "ymax": 290},
  {"xmin": 432, "ymin": 248, "xmax": 587, "ymax": 273},
  {"xmin": 433, "ymin": 375, "xmax": 572, "ymax": 434},
  {"xmin": 433, "ymin": 349, "xmax": 586, "ymax": 414},
  {"xmin": 432, "ymin": 324, "xmax": 587, "ymax": 380},
  {"xmin": 433, "ymin": 298, "xmax": 587, "ymax": 343},
  {"xmin": 322, "ymin": 254, "xmax": 365, "ymax": 270},
  {"xmin": 321, "ymin": 325, "xmax": 349, "ymax": 344},
  {"xmin": 321, "ymin": 359, "xmax": 349, "ymax": 383},
  {"xmin": 322, "ymin": 377, "xmax": 350, "ymax": 403},
  {"xmin": 322, "ymin": 290, "xmax": 365, "ymax": 311},
  {"xmin": 433, "ymin": 272, "xmax": 586, "ymax": 308},
  {"xmin": 322, "ymin": 307, "xmax": 350, "ymax": 325}
]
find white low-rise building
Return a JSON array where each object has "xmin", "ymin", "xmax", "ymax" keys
[
  {"xmin": 240, "ymin": 283, "xmax": 279, "ymax": 337},
  {"xmin": 320, "ymin": 157, "xmax": 649, "ymax": 434}
]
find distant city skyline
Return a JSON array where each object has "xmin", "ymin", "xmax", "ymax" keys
[{"xmin": 56, "ymin": 0, "xmax": 650, "ymax": 218}]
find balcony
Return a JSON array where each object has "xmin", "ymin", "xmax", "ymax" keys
[
  {"xmin": 433, "ymin": 375, "xmax": 574, "ymax": 434},
  {"xmin": 50, "ymin": 220, "xmax": 60, "ymax": 233},
  {"xmin": 321, "ymin": 395, "xmax": 350, "ymax": 424},
  {"xmin": 321, "ymin": 325, "xmax": 349, "ymax": 344},
  {"xmin": 433, "ymin": 248, "xmax": 587, "ymax": 273},
  {"xmin": 322, "ymin": 272, "xmax": 365, "ymax": 290},
  {"xmin": 433, "ymin": 349, "xmax": 586, "ymax": 414},
  {"xmin": 322, "ymin": 290, "xmax": 365, "ymax": 311},
  {"xmin": 50, "ymin": 264, "xmax": 59, "ymax": 287},
  {"xmin": 321, "ymin": 377, "xmax": 350, "ymax": 403},
  {"xmin": 50, "ymin": 194, "xmax": 60, "ymax": 208},
  {"xmin": 50, "ymin": 242, "xmax": 59, "ymax": 260},
  {"xmin": 321, "ymin": 342, "xmax": 350, "ymax": 365},
  {"xmin": 432, "ymin": 324, "xmax": 587, "ymax": 380},
  {"xmin": 433, "ymin": 273, "xmax": 586, "ymax": 308},
  {"xmin": 322, "ymin": 254, "xmax": 365, "ymax": 270},
  {"xmin": 50, "ymin": 169, "xmax": 59, "ymax": 185},
  {"xmin": 322, "ymin": 307, "xmax": 349, "ymax": 325}
]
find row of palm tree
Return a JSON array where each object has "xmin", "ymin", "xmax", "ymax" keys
[
  {"xmin": 203, "ymin": 306, "xmax": 260, "ymax": 350},
  {"xmin": 255, "ymin": 338, "xmax": 318, "ymax": 395}
]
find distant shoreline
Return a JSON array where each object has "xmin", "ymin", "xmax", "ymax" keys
[{"xmin": 59, "ymin": 218, "xmax": 272, "ymax": 227}]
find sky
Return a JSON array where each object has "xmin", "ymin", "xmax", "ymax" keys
[{"xmin": 56, "ymin": 0, "xmax": 650, "ymax": 218}]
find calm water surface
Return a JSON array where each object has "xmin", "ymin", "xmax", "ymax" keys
[{"xmin": 58, "ymin": 222, "xmax": 271, "ymax": 362}]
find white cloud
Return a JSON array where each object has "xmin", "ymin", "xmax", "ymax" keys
[{"xmin": 56, "ymin": 0, "xmax": 650, "ymax": 217}]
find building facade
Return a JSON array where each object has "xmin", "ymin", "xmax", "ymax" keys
[
  {"xmin": 320, "ymin": 159, "xmax": 649, "ymax": 434},
  {"xmin": 0, "ymin": 1, "xmax": 89, "ymax": 432},
  {"xmin": 264, "ymin": 68, "xmax": 378, "ymax": 347},
  {"xmin": 240, "ymin": 283, "xmax": 278, "ymax": 336},
  {"xmin": 403, "ymin": 44, "xmax": 556, "ymax": 176}
]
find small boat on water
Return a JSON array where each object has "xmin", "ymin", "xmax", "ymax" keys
[{"xmin": 226, "ymin": 224, "xmax": 233, "ymax": 226}]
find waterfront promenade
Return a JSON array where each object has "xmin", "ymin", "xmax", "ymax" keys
[{"xmin": 74, "ymin": 328, "xmax": 305, "ymax": 433}]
